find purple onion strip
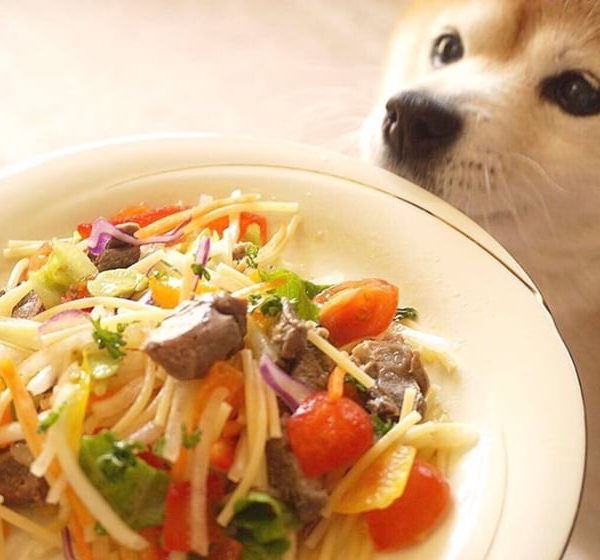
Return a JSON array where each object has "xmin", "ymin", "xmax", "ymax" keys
[
  {"xmin": 258, "ymin": 354, "xmax": 314, "ymax": 411},
  {"xmin": 87, "ymin": 217, "xmax": 191, "ymax": 257},
  {"xmin": 62, "ymin": 527, "xmax": 76, "ymax": 560},
  {"xmin": 192, "ymin": 236, "xmax": 211, "ymax": 290}
]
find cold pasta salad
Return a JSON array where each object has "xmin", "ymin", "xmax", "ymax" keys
[{"xmin": 0, "ymin": 192, "xmax": 477, "ymax": 560}]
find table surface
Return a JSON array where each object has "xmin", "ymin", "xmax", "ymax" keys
[{"xmin": 1, "ymin": 2, "xmax": 595, "ymax": 558}]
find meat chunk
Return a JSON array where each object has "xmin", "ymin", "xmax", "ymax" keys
[
  {"xmin": 271, "ymin": 300, "xmax": 308, "ymax": 361},
  {"xmin": 91, "ymin": 223, "xmax": 141, "ymax": 272},
  {"xmin": 266, "ymin": 437, "xmax": 327, "ymax": 523},
  {"xmin": 351, "ymin": 333, "xmax": 429, "ymax": 419},
  {"xmin": 289, "ymin": 346, "xmax": 333, "ymax": 391},
  {"xmin": 271, "ymin": 302, "xmax": 333, "ymax": 390},
  {"xmin": 12, "ymin": 290, "xmax": 44, "ymax": 319},
  {"xmin": 0, "ymin": 443, "xmax": 48, "ymax": 506},
  {"xmin": 232, "ymin": 241, "xmax": 254, "ymax": 262},
  {"xmin": 143, "ymin": 292, "xmax": 247, "ymax": 380}
]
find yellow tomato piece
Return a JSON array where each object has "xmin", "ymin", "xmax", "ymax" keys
[
  {"xmin": 149, "ymin": 276, "xmax": 181, "ymax": 308},
  {"xmin": 334, "ymin": 444, "xmax": 416, "ymax": 514}
]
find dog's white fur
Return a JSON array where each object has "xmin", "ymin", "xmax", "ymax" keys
[{"xmin": 364, "ymin": 0, "xmax": 599, "ymax": 553}]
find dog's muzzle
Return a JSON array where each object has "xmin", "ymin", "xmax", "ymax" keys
[{"xmin": 383, "ymin": 91, "xmax": 463, "ymax": 168}]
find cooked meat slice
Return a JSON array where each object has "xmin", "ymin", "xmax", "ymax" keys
[
  {"xmin": 12, "ymin": 290, "xmax": 44, "ymax": 319},
  {"xmin": 0, "ymin": 443, "xmax": 48, "ymax": 506},
  {"xmin": 232, "ymin": 242, "xmax": 253, "ymax": 262},
  {"xmin": 143, "ymin": 292, "xmax": 247, "ymax": 380},
  {"xmin": 91, "ymin": 222, "xmax": 141, "ymax": 272},
  {"xmin": 271, "ymin": 300, "xmax": 308, "ymax": 361},
  {"xmin": 266, "ymin": 437, "xmax": 327, "ymax": 523},
  {"xmin": 351, "ymin": 333, "xmax": 429, "ymax": 419},
  {"xmin": 289, "ymin": 346, "xmax": 333, "ymax": 391}
]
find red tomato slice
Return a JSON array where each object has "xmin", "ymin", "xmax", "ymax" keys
[
  {"xmin": 205, "ymin": 212, "xmax": 267, "ymax": 245},
  {"xmin": 364, "ymin": 459, "xmax": 451, "ymax": 550},
  {"xmin": 287, "ymin": 392, "xmax": 373, "ymax": 478},
  {"xmin": 138, "ymin": 527, "xmax": 169, "ymax": 560},
  {"xmin": 239, "ymin": 212, "xmax": 268, "ymax": 245},
  {"xmin": 163, "ymin": 481, "xmax": 191, "ymax": 552},
  {"xmin": 76, "ymin": 204, "xmax": 189, "ymax": 239},
  {"xmin": 315, "ymin": 279, "xmax": 398, "ymax": 346}
]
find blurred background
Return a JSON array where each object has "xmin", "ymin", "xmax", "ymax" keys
[{"xmin": 1, "ymin": 1, "xmax": 593, "ymax": 558}]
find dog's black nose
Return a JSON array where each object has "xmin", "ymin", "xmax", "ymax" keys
[{"xmin": 383, "ymin": 91, "xmax": 463, "ymax": 163}]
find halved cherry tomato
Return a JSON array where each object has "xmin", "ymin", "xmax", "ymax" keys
[
  {"xmin": 315, "ymin": 279, "xmax": 398, "ymax": 346},
  {"xmin": 76, "ymin": 204, "xmax": 189, "ymax": 239},
  {"xmin": 287, "ymin": 392, "xmax": 373, "ymax": 478},
  {"xmin": 163, "ymin": 481, "xmax": 191, "ymax": 552},
  {"xmin": 364, "ymin": 459, "xmax": 451, "ymax": 550}
]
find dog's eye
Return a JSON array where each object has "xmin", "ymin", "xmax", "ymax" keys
[
  {"xmin": 431, "ymin": 33, "xmax": 464, "ymax": 68},
  {"xmin": 541, "ymin": 71, "xmax": 600, "ymax": 116}
]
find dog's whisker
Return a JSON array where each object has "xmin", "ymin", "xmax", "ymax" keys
[{"xmin": 503, "ymin": 151, "xmax": 570, "ymax": 195}]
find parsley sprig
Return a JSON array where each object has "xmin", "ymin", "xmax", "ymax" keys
[
  {"xmin": 90, "ymin": 318, "xmax": 128, "ymax": 359},
  {"xmin": 191, "ymin": 262, "xmax": 211, "ymax": 281},
  {"xmin": 394, "ymin": 307, "xmax": 418, "ymax": 322},
  {"xmin": 182, "ymin": 425, "xmax": 202, "ymax": 449}
]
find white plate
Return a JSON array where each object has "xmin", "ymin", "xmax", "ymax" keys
[{"xmin": 0, "ymin": 134, "xmax": 585, "ymax": 560}]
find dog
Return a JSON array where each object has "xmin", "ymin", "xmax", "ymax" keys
[{"xmin": 363, "ymin": 0, "xmax": 600, "ymax": 556}]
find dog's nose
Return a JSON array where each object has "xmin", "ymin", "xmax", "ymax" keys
[{"xmin": 384, "ymin": 91, "xmax": 463, "ymax": 162}]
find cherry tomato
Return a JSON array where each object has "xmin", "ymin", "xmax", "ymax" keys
[
  {"xmin": 287, "ymin": 392, "xmax": 373, "ymax": 478},
  {"xmin": 315, "ymin": 279, "xmax": 398, "ymax": 346},
  {"xmin": 364, "ymin": 459, "xmax": 451, "ymax": 550}
]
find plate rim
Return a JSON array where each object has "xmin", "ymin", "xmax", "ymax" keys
[{"xmin": 0, "ymin": 132, "xmax": 587, "ymax": 557}]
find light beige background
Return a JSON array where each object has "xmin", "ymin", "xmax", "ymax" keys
[{"xmin": 0, "ymin": 1, "xmax": 594, "ymax": 558}]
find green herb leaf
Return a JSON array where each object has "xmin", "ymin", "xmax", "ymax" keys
[
  {"xmin": 394, "ymin": 307, "xmax": 418, "ymax": 322},
  {"xmin": 303, "ymin": 280, "xmax": 331, "ymax": 299},
  {"xmin": 230, "ymin": 491, "xmax": 299, "ymax": 560},
  {"xmin": 79, "ymin": 432, "xmax": 170, "ymax": 529},
  {"xmin": 344, "ymin": 374, "xmax": 368, "ymax": 394},
  {"xmin": 182, "ymin": 425, "xmax": 202, "ymax": 449},
  {"xmin": 258, "ymin": 269, "xmax": 320, "ymax": 321},
  {"xmin": 249, "ymin": 292, "xmax": 285, "ymax": 317},
  {"xmin": 94, "ymin": 523, "xmax": 107, "ymax": 536},
  {"xmin": 191, "ymin": 262, "xmax": 211, "ymax": 281},
  {"xmin": 372, "ymin": 414, "xmax": 395, "ymax": 439},
  {"xmin": 90, "ymin": 318, "xmax": 127, "ymax": 360},
  {"xmin": 244, "ymin": 244, "xmax": 260, "ymax": 269},
  {"xmin": 37, "ymin": 404, "xmax": 66, "ymax": 434}
]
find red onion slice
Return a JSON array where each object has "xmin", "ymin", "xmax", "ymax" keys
[
  {"xmin": 39, "ymin": 309, "xmax": 89, "ymax": 335},
  {"xmin": 258, "ymin": 354, "xmax": 314, "ymax": 411},
  {"xmin": 196, "ymin": 236, "xmax": 211, "ymax": 267},
  {"xmin": 88, "ymin": 217, "xmax": 190, "ymax": 257},
  {"xmin": 62, "ymin": 528, "xmax": 76, "ymax": 560}
]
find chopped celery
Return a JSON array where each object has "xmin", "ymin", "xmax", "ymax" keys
[{"xmin": 30, "ymin": 242, "xmax": 98, "ymax": 307}]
